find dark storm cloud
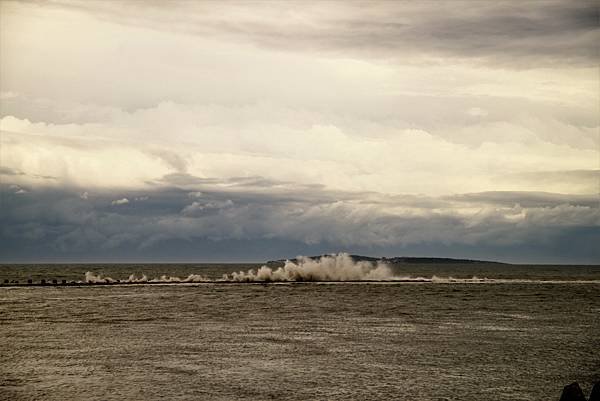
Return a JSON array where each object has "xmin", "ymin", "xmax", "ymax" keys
[
  {"xmin": 1, "ymin": 182, "xmax": 598, "ymax": 263},
  {"xmin": 41, "ymin": 0, "xmax": 600, "ymax": 67}
]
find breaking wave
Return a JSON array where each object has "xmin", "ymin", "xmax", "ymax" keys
[
  {"xmin": 84, "ymin": 272, "xmax": 210, "ymax": 284},
  {"xmin": 78, "ymin": 253, "xmax": 600, "ymax": 285},
  {"xmin": 82, "ymin": 253, "xmax": 393, "ymax": 284},
  {"xmin": 223, "ymin": 253, "xmax": 394, "ymax": 282}
]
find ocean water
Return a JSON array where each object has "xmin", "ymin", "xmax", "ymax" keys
[{"xmin": 1, "ymin": 262, "xmax": 599, "ymax": 401}]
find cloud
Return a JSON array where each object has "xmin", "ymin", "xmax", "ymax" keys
[
  {"xmin": 494, "ymin": 170, "xmax": 600, "ymax": 195},
  {"xmin": 1, "ymin": 184, "xmax": 598, "ymax": 263},
  {"xmin": 111, "ymin": 198, "xmax": 129, "ymax": 205},
  {"xmin": 181, "ymin": 199, "xmax": 234, "ymax": 216},
  {"xmin": 30, "ymin": 0, "xmax": 599, "ymax": 67},
  {"xmin": 447, "ymin": 190, "xmax": 599, "ymax": 208},
  {"xmin": 0, "ymin": 165, "xmax": 55, "ymax": 180},
  {"xmin": 467, "ymin": 107, "xmax": 488, "ymax": 118},
  {"xmin": 0, "ymin": 0, "xmax": 598, "ymax": 263},
  {"xmin": 2, "ymin": 104, "xmax": 597, "ymax": 197},
  {"xmin": 0, "ymin": 166, "xmax": 25, "ymax": 177},
  {"xmin": 148, "ymin": 149, "xmax": 188, "ymax": 174}
]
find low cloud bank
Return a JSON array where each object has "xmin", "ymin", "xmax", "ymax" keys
[{"xmin": 2, "ymin": 184, "xmax": 599, "ymax": 263}]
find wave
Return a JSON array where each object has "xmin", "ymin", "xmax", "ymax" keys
[
  {"xmin": 83, "ymin": 253, "xmax": 392, "ymax": 284},
  {"xmin": 80, "ymin": 274, "xmax": 600, "ymax": 285},
  {"xmin": 84, "ymin": 272, "xmax": 210, "ymax": 284},
  {"xmin": 223, "ymin": 253, "xmax": 393, "ymax": 282},
  {"xmin": 78, "ymin": 253, "xmax": 600, "ymax": 285}
]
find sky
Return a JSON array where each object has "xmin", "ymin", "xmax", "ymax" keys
[{"xmin": 0, "ymin": 0, "xmax": 598, "ymax": 263}]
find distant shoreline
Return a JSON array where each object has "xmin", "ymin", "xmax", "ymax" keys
[
  {"xmin": 2, "ymin": 259, "xmax": 600, "ymax": 266},
  {"xmin": 266, "ymin": 254, "xmax": 508, "ymax": 266}
]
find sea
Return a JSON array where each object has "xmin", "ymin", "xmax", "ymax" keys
[{"xmin": 1, "ymin": 261, "xmax": 599, "ymax": 401}]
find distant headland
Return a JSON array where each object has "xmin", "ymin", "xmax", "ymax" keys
[{"xmin": 266, "ymin": 254, "xmax": 507, "ymax": 266}]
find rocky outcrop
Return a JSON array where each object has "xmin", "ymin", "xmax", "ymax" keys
[
  {"xmin": 560, "ymin": 383, "xmax": 587, "ymax": 401},
  {"xmin": 589, "ymin": 382, "xmax": 600, "ymax": 401}
]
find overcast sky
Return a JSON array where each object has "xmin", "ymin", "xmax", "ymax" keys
[{"xmin": 1, "ymin": 0, "xmax": 598, "ymax": 263}]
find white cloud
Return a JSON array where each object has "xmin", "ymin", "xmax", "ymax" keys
[
  {"xmin": 467, "ymin": 107, "xmax": 488, "ymax": 117},
  {"xmin": 1, "ymin": 102, "xmax": 597, "ymax": 197},
  {"xmin": 181, "ymin": 200, "xmax": 234, "ymax": 216},
  {"xmin": 111, "ymin": 198, "xmax": 129, "ymax": 205}
]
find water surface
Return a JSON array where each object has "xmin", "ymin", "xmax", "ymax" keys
[{"xmin": 1, "ymin": 264, "xmax": 598, "ymax": 400}]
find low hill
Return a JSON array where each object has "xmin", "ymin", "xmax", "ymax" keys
[{"xmin": 266, "ymin": 254, "xmax": 506, "ymax": 266}]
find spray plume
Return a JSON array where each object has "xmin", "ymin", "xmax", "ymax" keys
[
  {"xmin": 84, "ymin": 272, "xmax": 209, "ymax": 284},
  {"xmin": 223, "ymin": 253, "xmax": 394, "ymax": 282}
]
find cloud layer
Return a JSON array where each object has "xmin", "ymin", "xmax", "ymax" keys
[
  {"xmin": 22, "ymin": 0, "xmax": 600, "ymax": 66},
  {"xmin": 0, "ymin": 0, "xmax": 598, "ymax": 263},
  {"xmin": 2, "ymin": 182, "xmax": 598, "ymax": 263}
]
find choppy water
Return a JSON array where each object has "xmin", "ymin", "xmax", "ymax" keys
[{"xmin": 1, "ymin": 263, "xmax": 599, "ymax": 401}]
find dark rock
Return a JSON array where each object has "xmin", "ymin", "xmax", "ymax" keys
[
  {"xmin": 27, "ymin": 279, "xmax": 32, "ymax": 284},
  {"xmin": 52, "ymin": 279, "xmax": 57, "ymax": 284},
  {"xmin": 590, "ymin": 382, "xmax": 600, "ymax": 401},
  {"xmin": 3, "ymin": 279, "xmax": 8, "ymax": 284},
  {"xmin": 61, "ymin": 280, "xmax": 67, "ymax": 284},
  {"xmin": 40, "ymin": 279, "xmax": 46, "ymax": 285},
  {"xmin": 560, "ymin": 382, "xmax": 587, "ymax": 401}
]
